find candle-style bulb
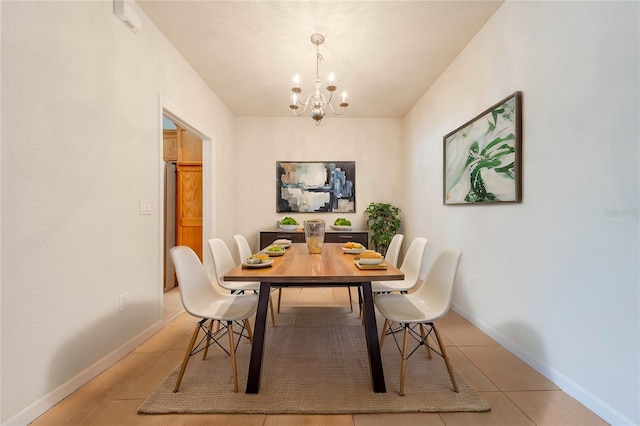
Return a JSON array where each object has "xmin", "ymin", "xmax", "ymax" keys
[
  {"xmin": 329, "ymin": 72, "xmax": 335, "ymax": 84},
  {"xmin": 342, "ymin": 91, "xmax": 347, "ymax": 102},
  {"xmin": 293, "ymin": 74, "xmax": 300, "ymax": 87}
]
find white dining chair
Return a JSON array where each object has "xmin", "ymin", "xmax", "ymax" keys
[
  {"xmin": 210, "ymin": 237, "xmax": 276, "ymax": 326},
  {"xmin": 233, "ymin": 234, "xmax": 280, "ymax": 322},
  {"xmin": 170, "ymin": 246, "xmax": 258, "ymax": 393},
  {"xmin": 385, "ymin": 233, "xmax": 404, "ymax": 268},
  {"xmin": 233, "ymin": 234, "xmax": 258, "ymax": 264},
  {"xmin": 357, "ymin": 234, "xmax": 405, "ymax": 319},
  {"xmin": 371, "ymin": 237, "xmax": 427, "ymax": 293},
  {"xmin": 375, "ymin": 249, "xmax": 462, "ymax": 396}
]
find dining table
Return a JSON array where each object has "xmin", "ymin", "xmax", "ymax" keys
[{"xmin": 223, "ymin": 242, "xmax": 404, "ymax": 394}]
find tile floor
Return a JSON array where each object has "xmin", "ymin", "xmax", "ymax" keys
[{"xmin": 30, "ymin": 287, "xmax": 608, "ymax": 426}]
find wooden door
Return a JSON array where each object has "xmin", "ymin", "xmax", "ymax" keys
[{"xmin": 176, "ymin": 163, "xmax": 203, "ymax": 260}]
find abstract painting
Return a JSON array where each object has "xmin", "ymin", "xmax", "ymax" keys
[
  {"xmin": 276, "ymin": 161, "xmax": 356, "ymax": 213},
  {"xmin": 444, "ymin": 92, "xmax": 522, "ymax": 205}
]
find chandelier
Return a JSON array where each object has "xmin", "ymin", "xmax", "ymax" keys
[{"xmin": 289, "ymin": 34, "xmax": 349, "ymax": 126}]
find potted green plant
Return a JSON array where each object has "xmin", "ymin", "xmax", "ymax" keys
[{"xmin": 364, "ymin": 202, "xmax": 401, "ymax": 256}]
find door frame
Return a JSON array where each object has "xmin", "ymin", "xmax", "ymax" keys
[{"xmin": 157, "ymin": 95, "xmax": 215, "ymax": 317}]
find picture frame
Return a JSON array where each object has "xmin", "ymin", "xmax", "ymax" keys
[
  {"xmin": 276, "ymin": 161, "xmax": 356, "ymax": 213},
  {"xmin": 443, "ymin": 91, "xmax": 522, "ymax": 205}
]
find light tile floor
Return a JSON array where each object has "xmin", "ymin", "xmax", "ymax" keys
[{"xmin": 30, "ymin": 287, "xmax": 608, "ymax": 426}]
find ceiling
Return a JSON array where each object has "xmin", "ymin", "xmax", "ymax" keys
[{"xmin": 137, "ymin": 1, "xmax": 503, "ymax": 119}]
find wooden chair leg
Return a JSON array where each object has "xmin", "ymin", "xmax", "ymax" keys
[
  {"xmin": 380, "ymin": 319, "xmax": 389, "ymax": 349},
  {"xmin": 419, "ymin": 324, "xmax": 432, "ymax": 359},
  {"xmin": 244, "ymin": 319, "xmax": 253, "ymax": 344},
  {"xmin": 347, "ymin": 287, "xmax": 353, "ymax": 312},
  {"xmin": 359, "ymin": 287, "xmax": 366, "ymax": 325},
  {"xmin": 174, "ymin": 322, "xmax": 201, "ymax": 393},
  {"xmin": 269, "ymin": 293, "xmax": 276, "ymax": 327},
  {"xmin": 227, "ymin": 321, "xmax": 239, "ymax": 392},
  {"xmin": 399, "ymin": 325, "xmax": 409, "ymax": 396},
  {"xmin": 433, "ymin": 324, "xmax": 458, "ymax": 392},
  {"xmin": 277, "ymin": 288, "xmax": 282, "ymax": 313},
  {"xmin": 203, "ymin": 320, "xmax": 215, "ymax": 360}
]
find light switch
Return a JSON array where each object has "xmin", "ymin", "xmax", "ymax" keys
[{"xmin": 139, "ymin": 199, "xmax": 152, "ymax": 215}]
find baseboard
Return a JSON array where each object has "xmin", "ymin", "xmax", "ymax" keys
[
  {"xmin": 451, "ymin": 302, "xmax": 636, "ymax": 426},
  {"xmin": 2, "ymin": 320, "xmax": 165, "ymax": 426}
]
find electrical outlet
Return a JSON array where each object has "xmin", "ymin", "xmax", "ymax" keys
[
  {"xmin": 119, "ymin": 293, "xmax": 129, "ymax": 311},
  {"xmin": 469, "ymin": 275, "xmax": 477, "ymax": 290}
]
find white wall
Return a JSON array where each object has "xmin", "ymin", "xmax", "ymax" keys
[
  {"xmin": 0, "ymin": 1, "xmax": 235, "ymax": 422},
  {"xmin": 403, "ymin": 1, "xmax": 639, "ymax": 424},
  {"xmin": 228, "ymin": 117, "xmax": 404, "ymax": 256},
  {"xmin": 2, "ymin": 1, "xmax": 638, "ymax": 424}
]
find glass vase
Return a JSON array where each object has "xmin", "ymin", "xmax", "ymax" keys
[{"xmin": 304, "ymin": 219, "xmax": 326, "ymax": 254}]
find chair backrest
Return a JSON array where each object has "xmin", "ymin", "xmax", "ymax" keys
[
  {"xmin": 414, "ymin": 249, "xmax": 462, "ymax": 319},
  {"xmin": 385, "ymin": 234, "xmax": 404, "ymax": 267},
  {"xmin": 233, "ymin": 234, "xmax": 252, "ymax": 264},
  {"xmin": 398, "ymin": 237, "xmax": 428, "ymax": 287},
  {"xmin": 207, "ymin": 238, "xmax": 237, "ymax": 286},
  {"xmin": 169, "ymin": 245, "xmax": 222, "ymax": 317}
]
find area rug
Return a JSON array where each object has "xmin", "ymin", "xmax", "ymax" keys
[{"xmin": 138, "ymin": 307, "xmax": 490, "ymax": 414}]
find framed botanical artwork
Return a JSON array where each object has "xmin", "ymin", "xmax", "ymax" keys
[
  {"xmin": 276, "ymin": 161, "xmax": 355, "ymax": 213},
  {"xmin": 443, "ymin": 91, "xmax": 523, "ymax": 205}
]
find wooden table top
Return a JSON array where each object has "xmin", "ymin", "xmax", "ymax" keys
[{"xmin": 223, "ymin": 243, "xmax": 404, "ymax": 284}]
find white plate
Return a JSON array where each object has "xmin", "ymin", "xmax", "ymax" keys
[
  {"xmin": 358, "ymin": 257, "xmax": 383, "ymax": 265},
  {"xmin": 279, "ymin": 224, "xmax": 299, "ymax": 231},
  {"xmin": 264, "ymin": 249, "xmax": 285, "ymax": 257},
  {"xmin": 273, "ymin": 239, "xmax": 292, "ymax": 248},
  {"xmin": 330, "ymin": 225, "xmax": 352, "ymax": 231},
  {"xmin": 242, "ymin": 259, "xmax": 274, "ymax": 268},
  {"xmin": 341, "ymin": 247, "xmax": 364, "ymax": 254}
]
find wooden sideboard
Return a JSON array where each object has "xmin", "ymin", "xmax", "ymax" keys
[{"xmin": 259, "ymin": 230, "xmax": 369, "ymax": 250}]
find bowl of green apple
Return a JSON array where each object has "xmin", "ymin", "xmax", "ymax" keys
[
  {"xmin": 330, "ymin": 218, "xmax": 352, "ymax": 231},
  {"xmin": 278, "ymin": 216, "xmax": 300, "ymax": 231}
]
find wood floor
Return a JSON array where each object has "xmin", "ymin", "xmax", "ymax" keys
[{"xmin": 31, "ymin": 287, "xmax": 608, "ymax": 426}]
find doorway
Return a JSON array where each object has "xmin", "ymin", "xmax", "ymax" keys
[{"xmin": 162, "ymin": 115, "xmax": 204, "ymax": 292}]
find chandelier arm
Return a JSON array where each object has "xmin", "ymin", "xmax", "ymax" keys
[
  {"xmin": 291, "ymin": 94, "xmax": 313, "ymax": 117},
  {"xmin": 297, "ymin": 93, "xmax": 314, "ymax": 107},
  {"xmin": 320, "ymin": 92, "xmax": 347, "ymax": 115},
  {"xmin": 318, "ymin": 93, "xmax": 331, "ymax": 105},
  {"xmin": 291, "ymin": 108, "xmax": 307, "ymax": 117},
  {"xmin": 327, "ymin": 102, "xmax": 347, "ymax": 115},
  {"xmin": 324, "ymin": 90, "xmax": 333, "ymax": 105}
]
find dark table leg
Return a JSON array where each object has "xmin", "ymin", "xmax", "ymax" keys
[
  {"xmin": 361, "ymin": 281, "xmax": 386, "ymax": 393},
  {"xmin": 246, "ymin": 281, "xmax": 271, "ymax": 393}
]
